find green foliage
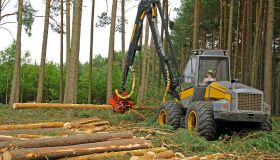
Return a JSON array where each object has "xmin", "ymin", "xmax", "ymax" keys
[
  {"xmin": 23, "ymin": 0, "xmax": 37, "ymax": 36},
  {"xmin": 0, "ymin": 43, "xmax": 125, "ymax": 104}
]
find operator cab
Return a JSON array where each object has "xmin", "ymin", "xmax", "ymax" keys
[{"xmin": 181, "ymin": 50, "xmax": 231, "ymax": 101}]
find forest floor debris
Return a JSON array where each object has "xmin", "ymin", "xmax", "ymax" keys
[{"xmin": 0, "ymin": 105, "xmax": 280, "ymax": 159}]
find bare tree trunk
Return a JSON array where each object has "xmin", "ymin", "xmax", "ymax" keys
[
  {"xmin": 6, "ymin": 76, "xmax": 9, "ymax": 104},
  {"xmin": 88, "ymin": 0, "xmax": 95, "ymax": 104},
  {"xmin": 9, "ymin": 0, "xmax": 23, "ymax": 106},
  {"xmin": 227, "ymin": 0, "xmax": 234, "ymax": 58},
  {"xmin": 59, "ymin": 0, "xmax": 64, "ymax": 103},
  {"xmin": 244, "ymin": 0, "xmax": 252, "ymax": 85},
  {"xmin": 264, "ymin": 0, "xmax": 274, "ymax": 105},
  {"xmin": 251, "ymin": 0, "xmax": 263, "ymax": 88},
  {"xmin": 201, "ymin": 31, "xmax": 206, "ymax": 49},
  {"xmin": 64, "ymin": 0, "xmax": 83, "ymax": 103},
  {"xmin": 277, "ymin": 76, "xmax": 280, "ymax": 115},
  {"xmin": 36, "ymin": 0, "xmax": 51, "ymax": 102},
  {"xmin": 240, "ymin": 0, "xmax": 247, "ymax": 81},
  {"xmin": 223, "ymin": 0, "xmax": 227, "ymax": 50},
  {"xmin": 218, "ymin": 0, "xmax": 223, "ymax": 49},
  {"xmin": 137, "ymin": 19, "xmax": 149, "ymax": 104},
  {"xmin": 233, "ymin": 0, "xmax": 242, "ymax": 77},
  {"xmin": 64, "ymin": 0, "xmax": 71, "ymax": 103},
  {"xmin": 151, "ymin": 36, "xmax": 156, "ymax": 96},
  {"xmin": 121, "ymin": 0, "xmax": 125, "ymax": 72},
  {"xmin": 106, "ymin": 0, "xmax": 118, "ymax": 102},
  {"xmin": 193, "ymin": 0, "xmax": 200, "ymax": 49}
]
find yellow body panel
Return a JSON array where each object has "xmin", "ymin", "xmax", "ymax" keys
[
  {"xmin": 204, "ymin": 82, "xmax": 231, "ymax": 101},
  {"xmin": 179, "ymin": 88, "xmax": 194, "ymax": 99}
]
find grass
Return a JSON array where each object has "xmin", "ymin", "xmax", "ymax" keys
[{"xmin": 0, "ymin": 104, "xmax": 280, "ymax": 159}]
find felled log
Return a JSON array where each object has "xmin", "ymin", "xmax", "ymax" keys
[
  {"xmin": 133, "ymin": 128, "xmax": 169, "ymax": 135},
  {"xmin": 0, "ymin": 131, "xmax": 133, "ymax": 151},
  {"xmin": 0, "ymin": 122, "xmax": 64, "ymax": 131},
  {"xmin": 59, "ymin": 147, "xmax": 167, "ymax": 160},
  {"xmin": 132, "ymin": 106, "xmax": 160, "ymax": 110},
  {"xmin": 71, "ymin": 126, "xmax": 109, "ymax": 133},
  {"xmin": 14, "ymin": 134, "xmax": 43, "ymax": 139},
  {"xmin": 156, "ymin": 150, "xmax": 175, "ymax": 159},
  {"xmin": 13, "ymin": 103, "xmax": 112, "ymax": 110},
  {"xmin": 0, "ymin": 128, "xmax": 74, "ymax": 136},
  {"xmin": 64, "ymin": 121, "xmax": 109, "ymax": 129},
  {"xmin": 70, "ymin": 118, "xmax": 101, "ymax": 125},
  {"xmin": 3, "ymin": 138, "xmax": 152, "ymax": 160},
  {"xmin": 0, "ymin": 136, "xmax": 25, "ymax": 142}
]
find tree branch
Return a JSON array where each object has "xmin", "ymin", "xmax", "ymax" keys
[
  {"xmin": 0, "ymin": 21, "xmax": 15, "ymax": 26},
  {"xmin": 0, "ymin": 12, "xmax": 16, "ymax": 21},
  {"xmin": 1, "ymin": 0, "xmax": 11, "ymax": 12},
  {"xmin": 0, "ymin": 26, "xmax": 14, "ymax": 39}
]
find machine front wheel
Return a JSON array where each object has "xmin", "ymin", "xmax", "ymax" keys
[
  {"xmin": 159, "ymin": 101, "xmax": 183, "ymax": 130},
  {"xmin": 258, "ymin": 118, "xmax": 272, "ymax": 132},
  {"xmin": 186, "ymin": 101, "xmax": 217, "ymax": 140}
]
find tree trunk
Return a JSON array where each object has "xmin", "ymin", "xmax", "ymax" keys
[
  {"xmin": 0, "ymin": 131, "xmax": 133, "ymax": 150},
  {"xmin": 106, "ymin": 0, "xmax": 118, "ymax": 103},
  {"xmin": 277, "ymin": 76, "xmax": 280, "ymax": 115},
  {"xmin": 64, "ymin": 0, "xmax": 83, "ymax": 103},
  {"xmin": 259, "ymin": 1, "xmax": 267, "ymax": 90},
  {"xmin": 88, "ymin": 0, "xmax": 95, "ymax": 104},
  {"xmin": 251, "ymin": 0, "xmax": 263, "ymax": 87},
  {"xmin": 3, "ymin": 138, "xmax": 151, "ymax": 160},
  {"xmin": 121, "ymin": 0, "xmax": 126, "ymax": 71},
  {"xmin": 240, "ymin": 0, "xmax": 247, "ymax": 81},
  {"xmin": 13, "ymin": 103, "xmax": 112, "ymax": 110},
  {"xmin": 233, "ymin": 0, "xmax": 242, "ymax": 78},
  {"xmin": 192, "ymin": 0, "xmax": 200, "ymax": 49},
  {"xmin": 9, "ymin": 0, "xmax": 23, "ymax": 106},
  {"xmin": 264, "ymin": 0, "xmax": 274, "ymax": 105},
  {"xmin": 0, "ymin": 122, "xmax": 64, "ymax": 131},
  {"xmin": 227, "ymin": 0, "xmax": 234, "ymax": 58},
  {"xmin": 61, "ymin": 147, "xmax": 167, "ymax": 160},
  {"xmin": 137, "ymin": 19, "xmax": 149, "ymax": 104},
  {"xmin": 59, "ymin": 0, "xmax": 64, "ymax": 103},
  {"xmin": 63, "ymin": 0, "xmax": 71, "ymax": 103},
  {"xmin": 244, "ymin": 0, "xmax": 252, "ymax": 85},
  {"xmin": 151, "ymin": 37, "xmax": 156, "ymax": 96},
  {"xmin": 223, "ymin": 0, "xmax": 227, "ymax": 49},
  {"xmin": 218, "ymin": 0, "xmax": 223, "ymax": 49},
  {"xmin": 36, "ymin": 0, "xmax": 51, "ymax": 102}
]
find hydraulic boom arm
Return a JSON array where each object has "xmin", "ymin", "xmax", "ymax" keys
[{"xmin": 109, "ymin": 0, "xmax": 182, "ymax": 112}]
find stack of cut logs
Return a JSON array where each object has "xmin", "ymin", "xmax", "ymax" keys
[
  {"xmin": 0, "ymin": 131, "xmax": 152, "ymax": 160},
  {"xmin": 63, "ymin": 117, "xmax": 110, "ymax": 133}
]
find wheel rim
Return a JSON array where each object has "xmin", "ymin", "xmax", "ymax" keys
[
  {"xmin": 188, "ymin": 111, "xmax": 197, "ymax": 131},
  {"xmin": 159, "ymin": 109, "xmax": 167, "ymax": 126}
]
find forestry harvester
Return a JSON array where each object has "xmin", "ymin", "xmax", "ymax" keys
[{"xmin": 109, "ymin": 0, "xmax": 272, "ymax": 140}]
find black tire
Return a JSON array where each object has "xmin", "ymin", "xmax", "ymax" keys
[
  {"xmin": 186, "ymin": 101, "xmax": 217, "ymax": 140},
  {"xmin": 258, "ymin": 118, "xmax": 272, "ymax": 132},
  {"xmin": 159, "ymin": 101, "xmax": 183, "ymax": 129}
]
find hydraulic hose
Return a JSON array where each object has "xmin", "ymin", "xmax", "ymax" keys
[{"xmin": 115, "ymin": 66, "xmax": 136, "ymax": 100}]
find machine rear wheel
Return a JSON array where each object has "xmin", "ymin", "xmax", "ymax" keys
[
  {"xmin": 159, "ymin": 101, "xmax": 183, "ymax": 129},
  {"xmin": 186, "ymin": 101, "xmax": 217, "ymax": 140}
]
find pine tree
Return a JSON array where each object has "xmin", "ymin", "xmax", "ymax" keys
[{"xmin": 36, "ymin": 0, "xmax": 51, "ymax": 102}]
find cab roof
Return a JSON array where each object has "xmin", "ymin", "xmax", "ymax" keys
[{"xmin": 192, "ymin": 49, "xmax": 228, "ymax": 56}]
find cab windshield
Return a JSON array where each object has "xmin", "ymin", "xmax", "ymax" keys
[{"xmin": 198, "ymin": 57, "xmax": 230, "ymax": 85}]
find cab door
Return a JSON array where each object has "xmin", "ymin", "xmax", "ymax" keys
[{"xmin": 179, "ymin": 56, "xmax": 197, "ymax": 108}]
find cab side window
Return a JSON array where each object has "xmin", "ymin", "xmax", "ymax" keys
[{"xmin": 182, "ymin": 57, "xmax": 196, "ymax": 89}]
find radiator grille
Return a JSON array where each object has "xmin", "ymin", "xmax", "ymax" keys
[{"xmin": 237, "ymin": 93, "xmax": 262, "ymax": 111}]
